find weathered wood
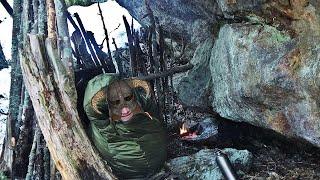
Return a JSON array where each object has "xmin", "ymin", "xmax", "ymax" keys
[
  {"xmin": 1, "ymin": 0, "xmax": 23, "ymax": 175},
  {"xmin": 133, "ymin": 63, "xmax": 193, "ymax": 81},
  {"xmin": 46, "ymin": 0, "xmax": 56, "ymax": 40},
  {"xmin": 21, "ymin": 34, "xmax": 117, "ymax": 180},
  {"xmin": 43, "ymin": 145, "xmax": 51, "ymax": 180},
  {"xmin": 134, "ymin": 31, "xmax": 147, "ymax": 75},
  {"xmin": 25, "ymin": 127, "xmax": 38, "ymax": 180},
  {"xmin": 97, "ymin": 3, "xmax": 113, "ymax": 64},
  {"xmin": 31, "ymin": 0, "xmax": 39, "ymax": 33},
  {"xmin": 34, "ymin": 132, "xmax": 44, "ymax": 179},
  {"xmin": 158, "ymin": 24, "xmax": 168, "ymax": 124},
  {"xmin": 37, "ymin": 0, "xmax": 46, "ymax": 34},
  {"xmin": 123, "ymin": 15, "xmax": 136, "ymax": 76},
  {"xmin": 14, "ymin": 90, "xmax": 35, "ymax": 178}
]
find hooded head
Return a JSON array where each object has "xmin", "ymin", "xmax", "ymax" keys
[{"xmin": 106, "ymin": 80, "xmax": 143, "ymax": 122}]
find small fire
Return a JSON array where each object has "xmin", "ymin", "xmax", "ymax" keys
[
  {"xmin": 179, "ymin": 122, "xmax": 198, "ymax": 140},
  {"xmin": 180, "ymin": 123, "xmax": 188, "ymax": 135}
]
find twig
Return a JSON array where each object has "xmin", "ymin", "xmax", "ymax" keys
[
  {"xmin": 74, "ymin": 13, "xmax": 105, "ymax": 73},
  {"xmin": 25, "ymin": 127, "xmax": 39, "ymax": 180},
  {"xmin": 133, "ymin": 64, "xmax": 193, "ymax": 81},
  {"xmin": 0, "ymin": 0, "xmax": 13, "ymax": 16},
  {"xmin": 112, "ymin": 38, "xmax": 118, "ymax": 51},
  {"xmin": 0, "ymin": 110, "xmax": 8, "ymax": 115},
  {"xmin": 97, "ymin": 3, "xmax": 113, "ymax": 63},
  {"xmin": 76, "ymin": 64, "xmax": 193, "ymax": 81},
  {"xmin": 109, "ymin": 23, "xmax": 121, "ymax": 34},
  {"xmin": 123, "ymin": 15, "xmax": 136, "ymax": 76}
]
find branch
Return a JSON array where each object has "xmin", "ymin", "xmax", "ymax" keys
[
  {"xmin": 97, "ymin": 3, "xmax": 113, "ymax": 62},
  {"xmin": 123, "ymin": 15, "xmax": 136, "ymax": 76},
  {"xmin": 0, "ymin": 0, "xmax": 13, "ymax": 16},
  {"xmin": 25, "ymin": 127, "xmax": 38, "ymax": 180},
  {"xmin": 135, "ymin": 64, "xmax": 193, "ymax": 81},
  {"xmin": 109, "ymin": 23, "xmax": 121, "ymax": 34},
  {"xmin": 46, "ymin": 0, "xmax": 56, "ymax": 40},
  {"xmin": 0, "ymin": 111, "xmax": 8, "ymax": 115}
]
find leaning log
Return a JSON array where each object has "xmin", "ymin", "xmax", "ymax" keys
[
  {"xmin": 20, "ymin": 34, "xmax": 117, "ymax": 180},
  {"xmin": 134, "ymin": 63, "xmax": 193, "ymax": 81}
]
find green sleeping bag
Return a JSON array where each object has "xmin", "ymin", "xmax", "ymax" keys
[{"xmin": 83, "ymin": 73, "xmax": 167, "ymax": 179}]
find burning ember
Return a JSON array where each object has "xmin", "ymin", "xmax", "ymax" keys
[
  {"xmin": 180, "ymin": 123, "xmax": 198, "ymax": 140},
  {"xmin": 178, "ymin": 118, "xmax": 219, "ymax": 142}
]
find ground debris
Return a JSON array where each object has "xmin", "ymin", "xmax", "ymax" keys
[{"xmin": 166, "ymin": 102, "xmax": 320, "ymax": 179}]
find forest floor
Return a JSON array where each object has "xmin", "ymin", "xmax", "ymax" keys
[{"xmin": 166, "ymin": 105, "xmax": 320, "ymax": 179}]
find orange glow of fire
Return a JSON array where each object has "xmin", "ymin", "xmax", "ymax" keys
[
  {"xmin": 180, "ymin": 123, "xmax": 189, "ymax": 135},
  {"xmin": 180, "ymin": 123, "xmax": 198, "ymax": 139}
]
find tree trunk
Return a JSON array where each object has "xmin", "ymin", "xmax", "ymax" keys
[
  {"xmin": 20, "ymin": 34, "xmax": 116, "ymax": 180},
  {"xmin": 0, "ymin": 0, "xmax": 24, "ymax": 175}
]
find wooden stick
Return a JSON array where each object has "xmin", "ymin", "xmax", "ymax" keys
[
  {"xmin": 75, "ymin": 64, "xmax": 193, "ymax": 81},
  {"xmin": 46, "ymin": 0, "xmax": 56, "ymax": 40},
  {"xmin": 123, "ymin": 15, "xmax": 136, "ymax": 76},
  {"xmin": 25, "ymin": 127, "xmax": 39, "ymax": 180},
  {"xmin": 74, "ymin": 13, "xmax": 101, "ymax": 67},
  {"xmin": 112, "ymin": 38, "xmax": 118, "ymax": 51},
  {"xmin": 97, "ymin": 3, "xmax": 113, "ymax": 63},
  {"xmin": 133, "ymin": 64, "xmax": 193, "ymax": 81},
  {"xmin": 0, "ymin": 0, "xmax": 13, "ymax": 16}
]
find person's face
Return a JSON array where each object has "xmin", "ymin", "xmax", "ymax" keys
[{"xmin": 107, "ymin": 80, "xmax": 142, "ymax": 122}]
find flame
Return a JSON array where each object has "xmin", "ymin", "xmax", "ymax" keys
[
  {"xmin": 180, "ymin": 122, "xmax": 198, "ymax": 139},
  {"xmin": 180, "ymin": 123, "xmax": 188, "ymax": 135}
]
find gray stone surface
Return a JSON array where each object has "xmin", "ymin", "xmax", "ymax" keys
[
  {"xmin": 177, "ymin": 39, "xmax": 214, "ymax": 109},
  {"xmin": 167, "ymin": 148, "xmax": 253, "ymax": 180},
  {"xmin": 115, "ymin": 0, "xmax": 217, "ymax": 47},
  {"xmin": 114, "ymin": 0, "xmax": 266, "ymax": 48},
  {"xmin": 216, "ymin": 0, "xmax": 266, "ymax": 18},
  {"xmin": 210, "ymin": 22, "xmax": 320, "ymax": 146}
]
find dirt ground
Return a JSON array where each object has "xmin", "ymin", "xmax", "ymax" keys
[{"xmin": 166, "ymin": 106, "xmax": 320, "ymax": 180}]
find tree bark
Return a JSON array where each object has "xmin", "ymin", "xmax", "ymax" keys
[
  {"xmin": 20, "ymin": 34, "xmax": 116, "ymax": 180},
  {"xmin": 0, "ymin": 0, "xmax": 24, "ymax": 175}
]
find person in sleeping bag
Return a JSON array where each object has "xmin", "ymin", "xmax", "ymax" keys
[{"xmin": 83, "ymin": 74, "xmax": 166, "ymax": 179}]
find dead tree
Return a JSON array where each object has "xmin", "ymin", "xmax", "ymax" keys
[
  {"xmin": 17, "ymin": 0, "xmax": 117, "ymax": 179},
  {"xmin": 0, "ymin": 0, "xmax": 24, "ymax": 176}
]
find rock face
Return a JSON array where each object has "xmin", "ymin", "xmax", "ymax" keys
[
  {"xmin": 208, "ymin": 0, "xmax": 320, "ymax": 147},
  {"xmin": 114, "ymin": 0, "xmax": 266, "ymax": 47},
  {"xmin": 210, "ymin": 22, "xmax": 320, "ymax": 146},
  {"xmin": 167, "ymin": 148, "xmax": 253, "ymax": 180},
  {"xmin": 177, "ymin": 39, "xmax": 214, "ymax": 109}
]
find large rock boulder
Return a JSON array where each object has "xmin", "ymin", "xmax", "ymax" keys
[
  {"xmin": 210, "ymin": 21, "xmax": 320, "ymax": 146},
  {"xmin": 177, "ymin": 1, "xmax": 320, "ymax": 147},
  {"xmin": 177, "ymin": 39, "xmax": 214, "ymax": 109},
  {"xmin": 115, "ymin": 0, "xmax": 267, "ymax": 47},
  {"xmin": 167, "ymin": 148, "xmax": 253, "ymax": 180}
]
